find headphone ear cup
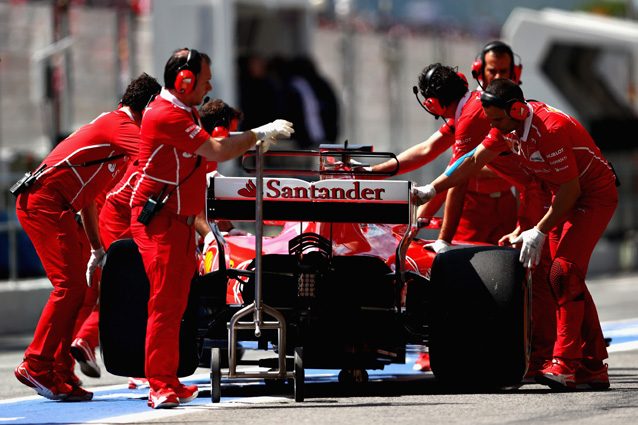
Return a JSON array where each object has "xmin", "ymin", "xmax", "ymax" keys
[
  {"xmin": 175, "ymin": 69, "xmax": 196, "ymax": 94},
  {"xmin": 424, "ymin": 97, "xmax": 445, "ymax": 116},
  {"xmin": 508, "ymin": 100, "xmax": 529, "ymax": 120},
  {"xmin": 211, "ymin": 126, "xmax": 230, "ymax": 137},
  {"xmin": 471, "ymin": 57, "xmax": 482, "ymax": 81}
]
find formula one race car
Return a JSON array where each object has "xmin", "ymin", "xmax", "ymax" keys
[{"xmin": 99, "ymin": 144, "xmax": 529, "ymax": 402}]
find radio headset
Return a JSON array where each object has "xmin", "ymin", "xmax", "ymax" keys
[
  {"xmin": 412, "ymin": 64, "xmax": 468, "ymax": 131},
  {"xmin": 479, "ymin": 91, "xmax": 530, "ymax": 121},
  {"xmin": 174, "ymin": 48, "xmax": 201, "ymax": 95},
  {"xmin": 471, "ymin": 41, "xmax": 523, "ymax": 89}
]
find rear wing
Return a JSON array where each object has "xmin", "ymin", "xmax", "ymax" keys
[
  {"xmin": 208, "ymin": 177, "xmax": 412, "ymax": 224},
  {"xmin": 207, "ymin": 175, "xmax": 420, "ymax": 285}
]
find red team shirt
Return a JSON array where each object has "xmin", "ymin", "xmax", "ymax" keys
[
  {"xmin": 34, "ymin": 109, "xmax": 139, "ymax": 211},
  {"xmin": 131, "ymin": 89, "xmax": 210, "ymax": 216},
  {"xmin": 482, "ymin": 102, "xmax": 616, "ymax": 204},
  {"xmin": 440, "ymin": 92, "xmax": 512, "ymax": 194}
]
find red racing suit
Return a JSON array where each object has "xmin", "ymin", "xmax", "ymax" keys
[
  {"xmin": 16, "ymin": 109, "xmax": 139, "ymax": 379},
  {"xmin": 446, "ymin": 92, "xmax": 556, "ymax": 367},
  {"xmin": 129, "ymin": 89, "xmax": 209, "ymax": 392},
  {"xmin": 483, "ymin": 101, "xmax": 617, "ymax": 363},
  {"xmin": 439, "ymin": 95, "xmax": 517, "ymax": 244}
]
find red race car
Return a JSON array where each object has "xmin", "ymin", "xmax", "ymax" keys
[{"xmin": 99, "ymin": 145, "xmax": 530, "ymax": 402}]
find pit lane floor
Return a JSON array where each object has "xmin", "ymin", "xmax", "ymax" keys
[{"xmin": 1, "ymin": 273, "xmax": 637, "ymax": 425}]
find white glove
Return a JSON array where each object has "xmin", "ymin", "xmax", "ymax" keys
[
  {"xmin": 86, "ymin": 247, "xmax": 106, "ymax": 287},
  {"xmin": 202, "ymin": 231, "xmax": 215, "ymax": 255},
  {"xmin": 511, "ymin": 227, "xmax": 546, "ymax": 268},
  {"xmin": 412, "ymin": 184, "xmax": 436, "ymax": 205},
  {"xmin": 425, "ymin": 239, "xmax": 452, "ymax": 254},
  {"xmin": 251, "ymin": 119, "xmax": 294, "ymax": 141}
]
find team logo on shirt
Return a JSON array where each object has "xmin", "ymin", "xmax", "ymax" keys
[
  {"xmin": 529, "ymin": 151, "xmax": 544, "ymax": 162},
  {"xmin": 108, "ymin": 163, "xmax": 116, "ymax": 173},
  {"xmin": 185, "ymin": 124, "xmax": 202, "ymax": 139}
]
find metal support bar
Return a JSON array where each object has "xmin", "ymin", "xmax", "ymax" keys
[{"xmin": 225, "ymin": 140, "xmax": 290, "ymax": 380}]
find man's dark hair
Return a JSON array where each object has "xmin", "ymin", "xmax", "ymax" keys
[
  {"xmin": 481, "ymin": 41, "xmax": 514, "ymax": 71},
  {"xmin": 121, "ymin": 73, "xmax": 161, "ymax": 113},
  {"xmin": 199, "ymin": 99, "xmax": 243, "ymax": 133},
  {"xmin": 417, "ymin": 63, "xmax": 468, "ymax": 107},
  {"xmin": 482, "ymin": 78, "xmax": 525, "ymax": 109},
  {"xmin": 163, "ymin": 47, "xmax": 211, "ymax": 89}
]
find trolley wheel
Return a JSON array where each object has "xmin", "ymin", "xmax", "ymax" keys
[
  {"xmin": 293, "ymin": 347, "xmax": 304, "ymax": 402},
  {"xmin": 210, "ymin": 347, "xmax": 222, "ymax": 403}
]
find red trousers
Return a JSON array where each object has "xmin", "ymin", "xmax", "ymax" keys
[
  {"xmin": 454, "ymin": 190, "xmax": 517, "ymax": 245},
  {"xmin": 99, "ymin": 195, "xmax": 133, "ymax": 248},
  {"xmin": 529, "ymin": 246, "xmax": 556, "ymax": 368},
  {"xmin": 548, "ymin": 195, "xmax": 617, "ymax": 362},
  {"xmin": 130, "ymin": 207, "xmax": 196, "ymax": 390},
  {"xmin": 73, "ymin": 194, "xmax": 134, "ymax": 348},
  {"xmin": 72, "ymin": 276, "xmax": 100, "ymax": 349},
  {"xmin": 16, "ymin": 188, "xmax": 90, "ymax": 375}
]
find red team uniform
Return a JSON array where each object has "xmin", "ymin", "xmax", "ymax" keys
[
  {"xmin": 15, "ymin": 109, "xmax": 139, "ymax": 398},
  {"xmin": 129, "ymin": 89, "xmax": 209, "ymax": 394},
  {"xmin": 483, "ymin": 101, "xmax": 617, "ymax": 384},
  {"xmin": 438, "ymin": 93, "xmax": 517, "ymax": 244},
  {"xmin": 445, "ymin": 92, "xmax": 556, "ymax": 371}
]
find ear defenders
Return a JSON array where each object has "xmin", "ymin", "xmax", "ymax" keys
[
  {"xmin": 418, "ymin": 65, "xmax": 469, "ymax": 117},
  {"xmin": 480, "ymin": 91, "xmax": 530, "ymax": 121},
  {"xmin": 174, "ymin": 49, "xmax": 200, "ymax": 95},
  {"xmin": 421, "ymin": 65, "xmax": 445, "ymax": 116},
  {"xmin": 471, "ymin": 41, "xmax": 522, "ymax": 85}
]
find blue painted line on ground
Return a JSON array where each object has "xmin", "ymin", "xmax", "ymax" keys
[{"xmin": 1, "ymin": 319, "xmax": 637, "ymax": 424}]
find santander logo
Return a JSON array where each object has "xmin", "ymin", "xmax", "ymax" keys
[
  {"xmin": 238, "ymin": 179, "xmax": 257, "ymax": 197},
  {"xmin": 237, "ymin": 179, "xmax": 386, "ymax": 201},
  {"xmin": 213, "ymin": 177, "xmax": 408, "ymax": 203}
]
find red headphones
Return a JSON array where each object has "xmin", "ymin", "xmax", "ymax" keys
[
  {"xmin": 174, "ymin": 49, "xmax": 200, "ymax": 94},
  {"xmin": 471, "ymin": 41, "xmax": 522, "ymax": 85},
  {"xmin": 211, "ymin": 126, "xmax": 230, "ymax": 137},
  {"xmin": 421, "ymin": 66, "xmax": 469, "ymax": 117},
  {"xmin": 480, "ymin": 91, "xmax": 530, "ymax": 121}
]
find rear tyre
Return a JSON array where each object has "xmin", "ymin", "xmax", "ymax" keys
[{"xmin": 427, "ymin": 246, "xmax": 528, "ymax": 389}]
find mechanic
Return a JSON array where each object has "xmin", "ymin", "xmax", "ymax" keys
[
  {"xmin": 69, "ymin": 98, "xmax": 246, "ymax": 391},
  {"xmin": 129, "ymin": 47, "xmax": 293, "ymax": 409},
  {"xmin": 413, "ymin": 78, "xmax": 616, "ymax": 390},
  {"xmin": 373, "ymin": 41, "xmax": 520, "ymax": 250},
  {"xmin": 13, "ymin": 73, "xmax": 162, "ymax": 402},
  {"xmin": 374, "ymin": 42, "xmax": 555, "ymax": 376},
  {"xmin": 70, "ymin": 77, "xmax": 163, "ymax": 384}
]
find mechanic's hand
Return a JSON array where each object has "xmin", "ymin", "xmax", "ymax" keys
[
  {"xmin": 498, "ymin": 230, "xmax": 521, "ymax": 247},
  {"xmin": 86, "ymin": 247, "xmax": 106, "ymax": 287},
  {"xmin": 425, "ymin": 239, "xmax": 452, "ymax": 254},
  {"xmin": 412, "ymin": 184, "xmax": 436, "ymax": 205},
  {"xmin": 257, "ymin": 137, "xmax": 276, "ymax": 153},
  {"xmin": 202, "ymin": 231, "xmax": 215, "ymax": 255},
  {"xmin": 251, "ymin": 119, "xmax": 294, "ymax": 141},
  {"xmin": 511, "ymin": 227, "xmax": 546, "ymax": 268}
]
